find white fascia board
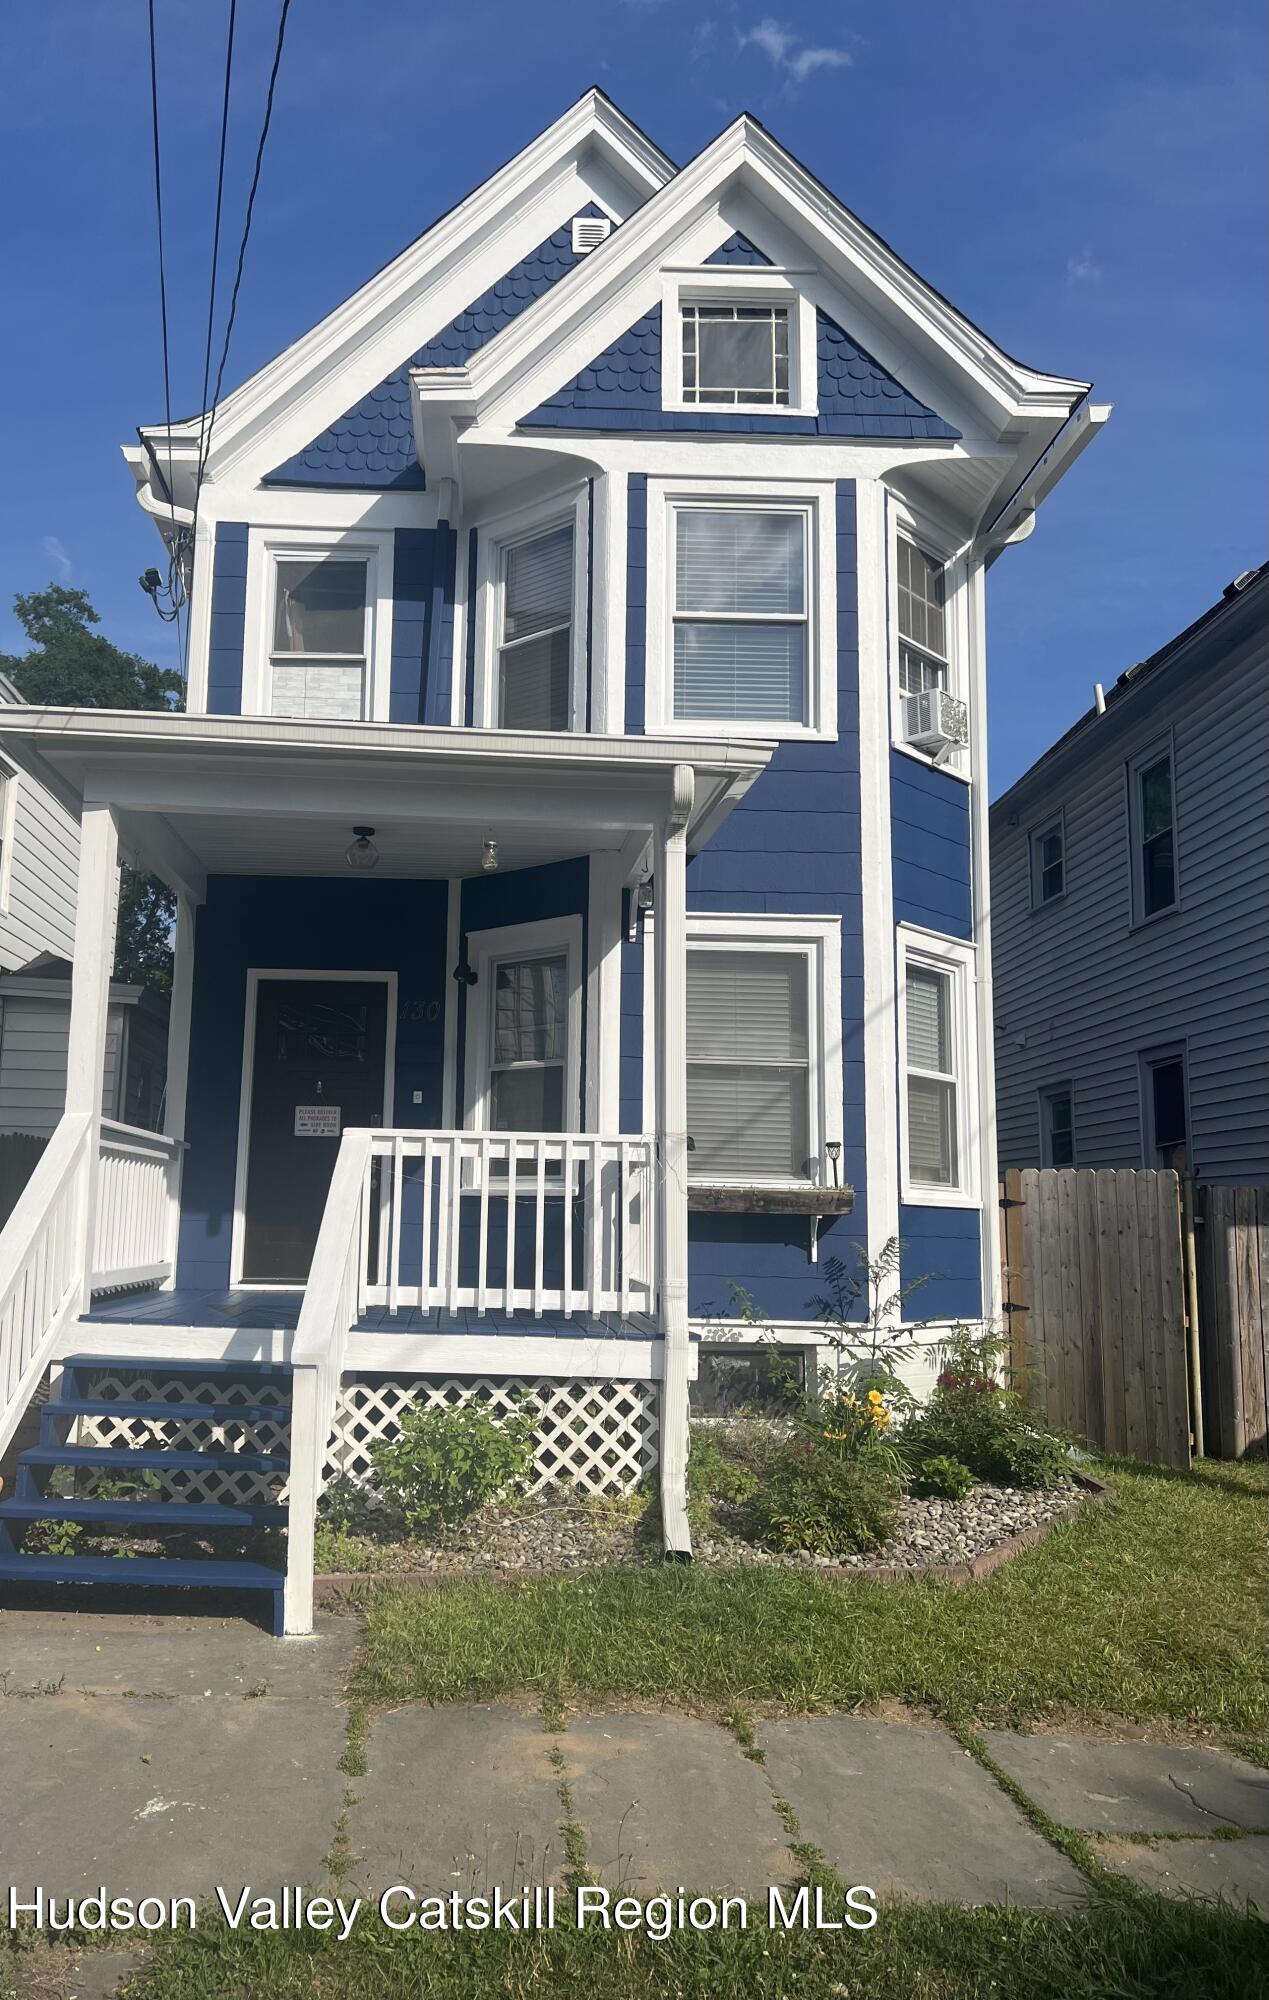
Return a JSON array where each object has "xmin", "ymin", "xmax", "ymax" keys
[
  {"xmin": 462, "ymin": 115, "xmax": 1089, "ymax": 439},
  {"xmin": 978, "ymin": 400, "xmax": 1112, "ymax": 558},
  {"xmin": 132, "ymin": 93, "xmax": 673, "ymax": 494}
]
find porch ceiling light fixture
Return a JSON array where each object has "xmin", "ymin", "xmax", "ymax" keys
[
  {"xmin": 345, "ymin": 826, "xmax": 380, "ymax": 871},
  {"xmin": 481, "ymin": 835, "xmax": 499, "ymax": 873}
]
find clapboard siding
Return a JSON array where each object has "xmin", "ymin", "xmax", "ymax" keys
[
  {"xmin": 991, "ymin": 586, "xmax": 1269, "ymax": 1184},
  {"xmin": 0, "ymin": 992, "xmax": 124, "ymax": 1135},
  {"xmin": 0, "ymin": 772, "xmax": 79, "ymax": 969}
]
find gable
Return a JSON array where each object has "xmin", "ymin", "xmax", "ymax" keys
[
  {"xmin": 263, "ymin": 206, "xmax": 610, "ymax": 489},
  {"xmin": 705, "ymin": 231, "xmax": 772, "ymax": 266},
  {"xmin": 519, "ymin": 302, "xmax": 961, "ymax": 439}
]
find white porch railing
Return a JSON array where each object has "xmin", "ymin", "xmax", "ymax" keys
[
  {"xmin": 0, "ymin": 1112, "xmax": 91, "ymax": 1461},
  {"xmin": 284, "ymin": 1127, "xmax": 373, "ymax": 1635},
  {"xmin": 92, "ymin": 1120, "xmax": 184, "ymax": 1292},
  {"xmin": 361, "ymin": 1129, "xmax": 657, "ymax": 1320}
]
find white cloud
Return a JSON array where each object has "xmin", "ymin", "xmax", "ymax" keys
[
  {"xmin": 42, "ymin": 535, "xmax": 72, "ymax": 582},
  {"xmin": 739, "ymin": 16, "xmax": 852, "ymax": 89},
  {"xmin": 690, "ymin": 17, "xmax": 718, "ymax": 61},
  {"xmin": 1066, "ymin": 248, "xmax": 1103, "ymax": 282}
]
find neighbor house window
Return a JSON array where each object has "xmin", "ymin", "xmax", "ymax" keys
[
  {"xmin": 1040, "ymin": 1085, "xmax": 1075, "ymax": 1167},
  {"xmin": 1131, "ymin": 744, "xmax": 1177, "ymax": 920},
  {"xmin": 497, "ymin": 522, "xmax": 574, "ymax": 731},
  {"xmin": 686, "ymin": 948, "xmax": 811, "ymax": 1180},
  {"xmin": 488, "ymin": 952, "xmax": 569, "ymax": 1131},
  {"xmin": 270, "ymin": 557, "xmax": 368, "ymax": 720},
  {"xmin": 1143, "ymin": 1051, "xmax": 1188, "ymax": 1172},
  {"xmin": 1030, "ymin": 817, "xmax": 1065, "ymax": 906},
  {"xmin": 681, "ymin": 303, "xmax": 790, "ymax": 407},
  {"xmin": 672, "ymin": 506, "xmax": 809, "ymax": 724},
  {"xmin": 895, "ymin": 536, "xmax": 949, "ymax": 696}
]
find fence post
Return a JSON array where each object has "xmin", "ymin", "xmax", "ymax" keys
[{"xmin": 1180, "ymin": 1177, "xmax": 1204, "ymax": 1457}]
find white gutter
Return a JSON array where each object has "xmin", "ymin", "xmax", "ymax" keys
[{"xmin": 975, "ymin": 398, "xmax": 1112, "ymax": 565}]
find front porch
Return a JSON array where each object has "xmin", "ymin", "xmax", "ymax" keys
[{"xmin": 0, "ymin": 710, "xmax": 772, "ymax": 1632}]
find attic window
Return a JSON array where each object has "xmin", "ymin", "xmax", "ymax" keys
[
  {"xmin": 572, "ymin": 214, "xmax": 612, "ymax": 254},
  {"xmin": 682, "ymin": 303, "xmax": 790, "ymax": 407}
]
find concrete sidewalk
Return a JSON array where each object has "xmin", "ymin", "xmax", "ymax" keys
[{"xmin": 1, "ymin": 1606, "xmax": 1265, "ymax": 1926}]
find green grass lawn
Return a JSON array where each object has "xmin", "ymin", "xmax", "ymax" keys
[
  {"xmin": 352, "ymin": 1459, "xmax": 1268, "ymax": 1739},
  {"xmin": 71, "ymin": 1893, "xmax": 1268, "ymax": 2000}
]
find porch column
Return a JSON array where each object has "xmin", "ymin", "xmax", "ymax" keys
[
  {"xmin": 65, "ymin": 803, "xmax": 120, "ymax": 1305},
  {"xmin": 159, "ymin": 891, "xmax": 196, "ymax": 1289},
  {"xmin": 654, "ymin": 765, "xmax": 693, "ymax": 1557}
]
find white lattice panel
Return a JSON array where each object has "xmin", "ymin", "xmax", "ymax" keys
[
  {"xmin": 73, "ymin": 1369, "xmax": 291, "ymax": 1506},
  {"xmin": 329, "ymin": 1376, "xmax": 659, "ymax": 1497}
]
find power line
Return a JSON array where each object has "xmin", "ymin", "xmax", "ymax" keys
[
  {"xmin": 145, "ymin": 0, "xmax": 184, "ymax": 659},
  {"xmin": 187, "ymin": 0, "xmax": 239, "ymax": 676},
  {"xmin": 197, "ymin": 0, "xmax": 293, "ymax": 494}
]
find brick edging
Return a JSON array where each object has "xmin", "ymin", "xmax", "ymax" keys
[{"xmin": 313, "ymin": 1472, "xmax": 1110, "ymax": 1601}]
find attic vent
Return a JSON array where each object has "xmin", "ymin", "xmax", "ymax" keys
[{"xmin": 572, "ymin": 214, "xmax": 612, "ymax": 254}]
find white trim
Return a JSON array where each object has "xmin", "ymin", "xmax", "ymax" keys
[
  {"xmin": 1126, "ymin": 729, "xmax": 1180, "ymax": 927},
  {"xmin": 660, "ymin": 270, "xmax": 818, "ymax": 417},
  {"xmin": 229, "ymin": 968, "xmax": 398, "ymax": 1289},
  {"xmin": 441, "ymin": 880, "xmax": 461, "ymax": 1128},
  {"xmin": 856, "ymin": 479, "xmax": 900, "ymax": 1261},
  {"xmin": 0, "ymin": 756, "xmax": 18, "ymax": 915},
  {"xmin": 896, "ymin": 922, "xmax": 980, "ymax": 1208},
  {"xmin": 470, "ymin": 485, "xmax": 590, "ymax": 732},
  {"xmin": 643, "ymin": 475, "xmax": 838, "ymax": 742},
  {"xmin": 586, "ymin": 852, "xmax": 624, "ymax": 1132},
  {"xmin": 242, "ymin": 526, "xmax": 395, "ymax": 722},
  {"xmin": 963, "ymin": 557, "xmax": 1000, "ymax": 1320},
  {"xmin": 644, "ymin": 910, "xmax": 844, "ymax": 1188},
  {"xmin": 461, "ymin": 915, "xmax": 584, "ymax": 1135}
]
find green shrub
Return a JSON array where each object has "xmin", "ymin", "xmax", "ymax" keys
[
  {"xmin": 688, "ymin": 1430, "xmax": 760, "ymax": 1510},
  {"xmin": 743, "ymin": 1439, "xmax": 900, "ymax": 1556},
  {"xmin": 902, "ymin": 1330, "xmax": 1069, "ymax": 1491},
  {"xmin": 369, "ymin": 1397, "xmax": 537, "ymax": 1533},
  {"xmin": 911, "ymin": 1453, "xmax": 975, "ymax": 1501}
]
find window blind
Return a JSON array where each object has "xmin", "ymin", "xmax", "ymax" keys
[
  {"xmin": 504, "ymin": 526, "xmax": 573, "ymax": 641},
  {"xmin": 906, "ymin": 964, "xmax": 956, "ymax": 1186},
  {"xmin": 499, "ymin": 525, "xmax": 573, "ymax": 729},
  {"xmin": 673, "ymin": 509, "xmax": 807, "ymax": 724},
  {"xmin": 675, "ymin": 511, "xmax": 804, "ymax": 616},
  {"xmin": 686, "ymin": 950, "xmax": 810, "ymax": 1179}
]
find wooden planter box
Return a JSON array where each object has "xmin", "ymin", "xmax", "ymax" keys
[{"xmin": 686, "ymin": 1183, "xmax": 855, "ymax": 1217}]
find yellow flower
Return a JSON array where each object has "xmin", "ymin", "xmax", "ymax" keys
[{"xmin": 867, "ymin": 1390, "xmax": 885, "ymax": 1405}]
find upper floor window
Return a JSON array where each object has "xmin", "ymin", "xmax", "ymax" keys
[
  {"xmin": 270, "ymin": 556, "xmax": 369, "ymax": 721},
  {"xmin": 895, "ymin": 536, "xmax": 948, "ymax": 695},
  {"xmin": 672, "ymin": 505, "xmax": 808, "ymax": 724},
  {"xmin": 681, "ymin": 302, "xmax": 790, "ymax": 408},
  {"xmin": 1030, "ymin": 816, "xmax": 1065, "ymax": 906},
  {"xmin": 899, "ymin": 928, "xmax": 978, "ymax": 1203},
  {"xmin": 497, "ymin": 522, "xmax": 574, "ymax": 732},
  {"xmin": 1130, "ymin": 743, "xmax": 1177, "ymax": 920}
]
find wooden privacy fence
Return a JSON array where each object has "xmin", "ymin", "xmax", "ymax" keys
[
  {"xmin": 999, "ymin": 1168, "xmax": 1191, "ymax": 1469},
  {"xmin": 1196, "ymin": 1184, "xmax": 1269, "ymax": 1459}
]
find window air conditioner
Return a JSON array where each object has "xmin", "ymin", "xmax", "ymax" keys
[{"xmin": 901, "ymin": 687, "xmax": 969, "ymax": 757}]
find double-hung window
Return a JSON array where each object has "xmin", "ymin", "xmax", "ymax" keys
[
  {"xmin": 681, "ymin": 302, "xmax": 790, "ymax": 407},
  {"xmin": 1030, "ymin": 816, "xmax": 1065, "ymax": 905},
  {"xmin": 900, "ymin": 931, "xmax": 977, "ymax": 1200},
  {"xmin": 672, "ymin": 506, "xmax": 809, "ymax": 724},
  {"xmin": 497, "ymin": 523, "xmax": 574, "ymax": 732},
  {"xmin": 270, "ymin": 557, "xmax": 369, "ymax": 720},
  {"xmin": 1130, "ymin": 744, "xmax": 1178, "ymax": 920},
  {"xmin": 488, "ymin": 952, "xmax": 568, "ymax": 1131},
  {"xmin": 686, "ymin": 948, "xmax": 811, "ymax": 1181},
  {"xmin": 1040, "ymin": 1084, "xmax": 1075, "ymax": 1167},
  {"xmin": 895, "ymin": 536, "xmax": 948, "ymax": 696}
]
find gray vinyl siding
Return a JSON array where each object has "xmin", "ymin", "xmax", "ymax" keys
[
  {"xmin": 991, "ymin": 600, "xmax": 1269, "ymax": 1185},
  {"xmin": 0, "ymin": 992, "xmax": 125, "ymax": 1135},
  {"xmin": 0, "ymin": 770, "xmax": 79, "ymax": 971}
]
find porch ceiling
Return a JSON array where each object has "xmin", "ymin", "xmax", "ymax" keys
[{"xmin": 0, "ymin": 708, "xmax": 773, "ymax": 898}]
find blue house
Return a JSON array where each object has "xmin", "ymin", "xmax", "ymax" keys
[{"xmin": 0, "ymin": 92, "xmax": 1105, "ymax": 1631}]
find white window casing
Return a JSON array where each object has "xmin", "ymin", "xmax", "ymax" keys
[
  {"xmin": 469, "ymin": 487, "xmax": 589, "ymax": 732},
  {"xmin": 242, "ymin": 527, "xmax": 394, "ymax": 722},
  {"xmin": 887, "ymin": 501, "xmax": 970, "ymax": 779},
  {"xmin": 897, "ymin": 924, "xmax": 979, "ymax": 1206},
  {"xmin": 644, "ymin": 476, "xmax": 837, "ymax": 741},
  {"xmin": 463, "ymin": 915, "xmax": 584, "ymax": 1141},
  {"xmin": 643, "ymin": 912, "xmax": 843, "ymax": 1188},
  {"xmin": 660, "ymin": 270, "xmax": 818, "ymax": 418}
]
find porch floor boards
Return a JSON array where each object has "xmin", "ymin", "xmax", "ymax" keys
[{"xmin": 84, "ymin": 1287, "xmax": 657, "ymax": 1342}]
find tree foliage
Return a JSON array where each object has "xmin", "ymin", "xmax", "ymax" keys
[{"xmin": 2, "ymin": 582, "xmax": 183, "ymax": 992}]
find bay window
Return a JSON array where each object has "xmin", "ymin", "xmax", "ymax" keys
[
  {"xmin": 672, "ymin": 505, "xmax": 809, "ymax": 724},
  {"xmin": 497, "ymin": 522, "xmax": 574, "ymax": 732},
  {"xmin": 895, "ymin": 535, "xmax": 948, "ymax": 696}
]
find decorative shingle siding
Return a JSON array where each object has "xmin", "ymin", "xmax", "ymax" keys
[
  {"xmin": 624, "ymin": 474, "xmax": 647, "ymax": 732},
  {"xmin": 263, "ymin": 207, "xmax": 606, "ymax": 489},
  {"xmin": 521, "ymin": 306, "xmax": 959, "ymax": 439},
  {"xmin": 891, "ymin": 755, "xmax": 973, "ymax": 939},
  {"xmin": 682, "ymin": 481, "xmax": 867, "ymax": 1322},
  {"xmin": 705, "ymin": 232, "xmax": 772, "ymax": 265},
  {"xmin": 206, "ymin": 522, "xmax": 248, "ymax": 715}
]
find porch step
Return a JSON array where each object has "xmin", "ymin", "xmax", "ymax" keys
[
  {"xmin": 61, "ymin": 1352, "xmax": 293, "ymax": 1380},
  {"xmin": 0, "ymin": 1553, "xmax": 286, "ymax": 1634},
  {"xmin": 0, "ymin": 1497, "xmax": 287, "ymax": 1530},
  {"xmin": 45, "ymin": 1397, "xmax": 290, "ymax": 1428},
  {"xmin": 16, "ymin": 1444, "xmax": 287, "ymax": 1477}
]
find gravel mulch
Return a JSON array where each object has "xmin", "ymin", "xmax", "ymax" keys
[{"xmin": 316, "ymin": 1475, "xmax": 1086, "ymax": 1580}]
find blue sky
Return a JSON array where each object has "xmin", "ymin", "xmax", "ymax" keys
[{"xmin": 0, "ymin": 1, "xmax": 1263, "ymax": 790}]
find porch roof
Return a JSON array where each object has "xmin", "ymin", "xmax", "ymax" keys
[{"xmin": 0, "ymin": 708, "xmax": 774, "ymax": 900}]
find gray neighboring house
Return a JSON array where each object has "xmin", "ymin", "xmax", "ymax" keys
[
  {"xmin": 0, "ymin": 676, "xmax": 167, "ymax": 1215},
  {"xmin": 990, "ymin": 562, "xmax": 1269, "ymax": 1185}
]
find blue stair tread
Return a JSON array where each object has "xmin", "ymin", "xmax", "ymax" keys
[
  {"xmin": 63, "ymin": 1353, "xmax": 292, "ymax": 1378},
  {"xmin": 0, "ymin": 1497, "xmax": 286, "ymax": 1528},
  {"xmin": 18, "ymin": 1444, "xmax": 287, "ymax": 1474},
  {"xmin": 48, "ymin": 1397, "xmax": 289, "ymax": 1425},
  {"xmin": 0, "ymin": 1553, "xmax": 283, "ymax": 1590}
]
